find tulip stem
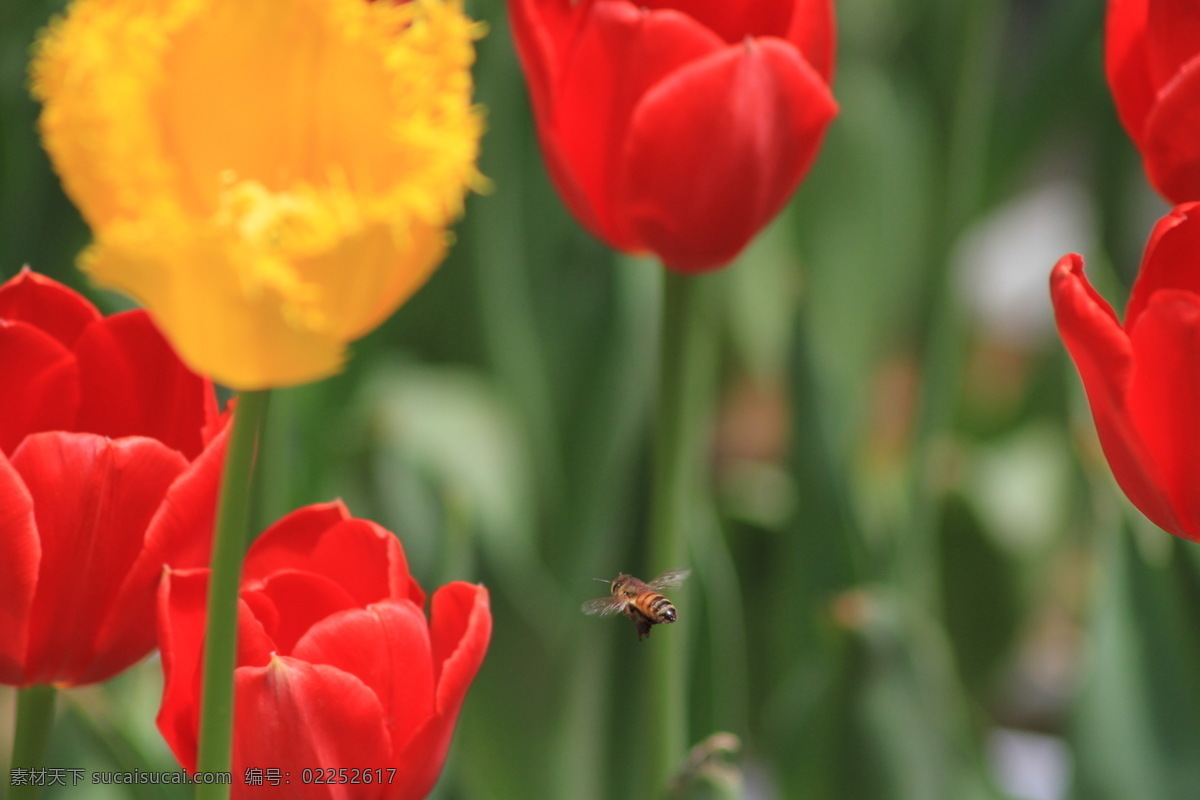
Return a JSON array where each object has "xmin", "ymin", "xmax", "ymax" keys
[
  {"xmin": 196, "ymin": 390, "xmax": 271, "ymax": 800},
  {"xmin": 647, "ymin": 269, "xmax": 717, "ymax": 797},
  {"xmin": 8, "ymin": 685, "xmax": 57, "ymax": 799}
]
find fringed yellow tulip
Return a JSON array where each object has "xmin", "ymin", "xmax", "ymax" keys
[{"xmin": 32, "ymin": 0, "xmax": 483, "ymax": 389}]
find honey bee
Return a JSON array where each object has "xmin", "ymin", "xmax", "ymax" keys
[{"xmin": 582, "ymin": 569, "xmax": 690, "ymax": 641}]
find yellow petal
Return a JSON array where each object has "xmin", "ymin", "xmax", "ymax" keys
[{"xmin": 32, "ymin": 0, "xmax": 483, "ymax": 389}]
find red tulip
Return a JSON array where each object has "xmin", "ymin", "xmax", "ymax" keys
[
  {"xmin": 0, "ymin": 268, "xmax": 224, "ymax": 687},
  {"xmin": 157, "ymin": 502, "xmax": 492, "ymax": 799},
  {"xmin": 1107, "ymin": 0, "xmax": 1200, "ymax": 201},
  {"xmin": 508, "ymin": 0, "xmax": 838, "ymax": 272},
  {"xmin": 1050, "ymin": 202, "xmax": 1200, "ymax": 539}
]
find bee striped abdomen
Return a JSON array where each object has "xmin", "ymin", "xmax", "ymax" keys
[
  {"xmin": 637, "ymin": 592, "xmax": 678, "ymax": 624},
  {"xmin": 585, "ymin": 570, "xmax": 689, "ymax": 641}
]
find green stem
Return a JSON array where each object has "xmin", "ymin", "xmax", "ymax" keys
[
  {"xmin": 195, "ymin": 390, "xmax": 270, "ymax": 800},
  {"xmin": 647, "ymin": 269, "xmax": 717, "ymax": 796},
  {"xmin": 9, "ymin": 685, "xmax": 57, "ymax": 800}
]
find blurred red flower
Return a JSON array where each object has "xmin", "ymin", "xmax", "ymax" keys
[
  {"xmin": 1107, "ymin": 0, "xmax": 1200, "ymax": 201},
  {"xmin": 0, "ymin": 268, "xmax": 224, "ymax": 687},
  {"xmin": 157, "ymin": 501, "xmax": 492, "ymax": 799},
  {"xmin": 509, "ymin": 0, "xmax": 838, "ymax": 272},
  {"xmin": 1051, "ymin": 203, "xmax": 1200, "ymax": 539}
]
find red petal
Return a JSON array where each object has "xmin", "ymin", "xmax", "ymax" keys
[
  {"xmin": 232, "ymin": 658, "xmax": 392, "ymax": 800},
  {"xmin": 156, "ymin": 569, "xmax": 274, "ymax": 773},
  {"xmin": 1050, "ymin": 255, "xmax": 1186, "ymax": 536},
  {"xmin": 786, "ymin": 0, "xmax": 836, "ymax": 82},
  {"xmin": 430, "ymin": 583, "xmax": 492, "ymax": 710},
  {"xmin": 1140, "ymin": 58, "xmax": 1200, "ymax": 203},
  {"xmin": 1125, "ymin": 289, "xmax": 1200, "ymax": 536},
  {"xmin": 156, "ymin": 569, "xmax": 209, "ymax": 772},
  {"xmin": 507, "ymin": 0, "xmax": 576, "ymax": 117},
  {"xmin": 638, "ymin": 0, "xmax": 793, "ymax": 42},
  {"xmin": 73, "ymin": 311, "xmax": 216, "ymax": 460},
  {"xmin": 1107, "ymin": 0, "xmax": 1155, "ymax": 145},
  {"xmin": 242, "ymin": 501, "xmax": 352, "ymax": 574},
  {"xmin": 0, "ymin": 269, "xmax": 101, "ymax": 349},
  {"xmin": 235, "ymin": 597, "xmax": 276, "ymax": 667},
  {"xmin": 508, "ymin": 0, "xmax": 598, "ymax": 241},
  {"xmin": 82, "ymin": 422, "xmax": 229, "ymax": 684},
  {"xmin": 547, "ymin": 1, "xmax": 725, "ymax": 250},
  {"xmin": 1126, "ymin": 202, "xmax": 1200, "ymax": 326},
  {"xmin": 621, "ymin": 38, "xmax": 836, "ymax": 271},
  {"xmin": 292, "ymin": 601, "xmax": 436, "ymax": 756},
  {"xmin": 14, "ymin": 432, "xmax": 188, "ymax": 685},
  {"xmin": 246, "ymin": 508, "xmax": 424, "ymax": 608},
  {"xmin": 0, "ymin": 322, "xmax": 79, "ymax": 455},
  {"xmin": 1145, "ymin": 0, "xmax": 1200, "ymax": 90},
  {"xmin": 0, "ymin": 450, "xmax": 39, "ymax": 684},
  {"xmin": 248, "ymin": 571, "xmax": 360, "ymax": 655},
  {"xmin": 389, "ymin": 583, "xmax": 491, "ymax": 800}
]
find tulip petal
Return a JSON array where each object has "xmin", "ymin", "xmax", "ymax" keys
[
  {"xmin": 83, "ymin": 421, "xmax": 228, "ymax": 684},
  {"xmin": 84, "ymin": 229, "xmax": 346, "ymax": 390},
  {"xmin": 157, "ymin": 569, "xmax": 274, "ymax": 773},
  {"xmin": 1050, "ymin": 255, "xmax": 1185, "ymax": 537},
  {"xmin": 157, "ymin": 0, "xmax": 460, "ymax": 345},
  {"xmin": 1108, "ymin": 0, "xmax": 1155, "ymax": 143},
  {"xmin": 233, "ymin": 657, "xmax": 392, "ymax": 800},
  {"xmin": 247, "ymin": 571, "xmax": 361, "ymax": 655},
  {"xmin": 292, "ymin": 601, "xmax": 436, "ymax": 756},
  {"xmin": 547, "ymin": 0, "xmax": 725, "ymax": 248},
  {"xmin": 35, "ymin": 0, "xmax": 482, "ymax": 391},
  {"xmin": 73, "ymin": 310, "xmax": 216, "ymax": 460},
  {"xmin": 786, "ymin": 0, "xmax": 836, "ymax": 82},
  {"xmin": 1145, "ymin": 0, "xmax": 1200, "ymax": 90},
  {"xmin": 0, "ymin": 450, "xmax": 39, "ymax": 684},
  {"xmin": 507, "ymin": 0, "xmax": 576, "ymax": 115},
  {"xmin": 299, "ymin": 221, "xmax": 447, "ymax": 344},
  {"xmin": 13, "ymin": 433, "xmax": 188, "ymax": 685},
  {"xmin": 0, "ymin": 322, "xmax": 79, "ymax": 455},
  {"xmin": 621, "ymin": 38, "xmax": 836, "ymax": 271},
  {"xmin": 1140, "ymin": 55, "xmax": 1200, "ymax": 203},
  {"xmin": 430, "ymin": 583, "xmax": 492, "ymax": 710},
  {"xmin": 390, "ymin": 583, "xmax": 491, "ymax": 800},
  {"xmin": 1126, "ymin": 202, "xmax": 1200, "ymax": 327},
  {"xmin": 639, "ymin": 0, "xmax": 794, "ymax": 43},
  {"xmin": 156, "ymin": 569, "xmax": 210, "ymax": 772},
  {"xmin": 246, "ymin": 508, "xmax": 424, "ymax": 608},
  {"xmin": 1125, "ymin": 289, "xmax": 1200, "ymax": 535},
  {"xmin": 0, "ymin": 268, "xmax": 100, "ymax": 348}
]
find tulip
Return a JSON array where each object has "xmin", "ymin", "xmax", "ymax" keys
[
  {"xmin": 0, "ymin": 268, "xmax": 224, "ymax": 687},
  {"xmin": 1107, "ymin": 0, "xmax": 1200, "ymax": 202},
  {"xmin": 1050, "ymin": 202, "xmax": 1200, "ymax": 540},
  {"xmin": 31, "ymin": 0, "xmax": 483, "ymax": 389},
  {"xmin": 508, "ymin": 0, "xmax": 838, "ymax": 272},
  {"xmin": 157, "ymin": 501, "xmax": 492, "ymax": 799}
]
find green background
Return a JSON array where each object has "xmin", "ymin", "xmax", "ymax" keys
[{"xmin": 1, "ymin": 0, "xmax": 1190, "ymax": 798}]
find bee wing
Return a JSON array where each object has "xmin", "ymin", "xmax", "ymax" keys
[
  {"xmin": 647, "ymin": 568, "xmax": 691, "ymax": 590},
  {"xmin": 581, "ymin": 596, "xmax": 627, "ymax": 617}
]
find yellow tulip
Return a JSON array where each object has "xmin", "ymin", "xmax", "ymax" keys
[{"xmin": 32, "ymin": 0, "xmax": 483, "ymax": 389}]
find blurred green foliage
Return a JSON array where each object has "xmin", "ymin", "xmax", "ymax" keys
[{"xmin": 4, "ymin": 0, "xmax": 1199, "ymax": 798}]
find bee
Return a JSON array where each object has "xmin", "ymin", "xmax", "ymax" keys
[{"xmin": 582, "ymin": 569, "xmax": 690, "ymax": 641}]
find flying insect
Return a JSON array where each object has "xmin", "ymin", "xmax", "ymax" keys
[{"xmin": 582, "ymin": 569, "xmax": 690, "ymax": 641}]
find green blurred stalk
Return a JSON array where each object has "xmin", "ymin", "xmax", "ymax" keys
[
  {"xmin": 904, "ymin": 0, "xmax": 1005, "ymax": 608},
  {"xmin": 8, "ymin": 685, "xmax": 56, "ymax": 800},
  {"xmin": 467, "ymin": 14, "xmax": 565, "ymax": 525},
  {"xmin": 196, "ymin": 390, "xmax": 270, "ymax": 800},
  {"xmin": 569, "ymin": 255, "xmax": 660, "ymax": 578},
  {"xmin": 552, "ymin": 257, "xmax": 659, "ymax": 800},
  {"xmin": 648, "ymin": 269, "xmax": 717, "ymax": 796},
  {"xmin": 64, "ymin": 695, "xmax": 162, "ymax": 800}
]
